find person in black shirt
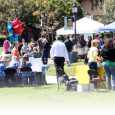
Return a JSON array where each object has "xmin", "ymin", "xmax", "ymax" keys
[
  {"xmin": 101, "ymin": 39, "xmax": 115, "ymax": 90},
  {"xmin": 42, "ymin": 39, "xmax": 50, "ymax": 65},
  {"xmin": 88, "ymin": 36, "xmax": 92, "ymax": 48}
]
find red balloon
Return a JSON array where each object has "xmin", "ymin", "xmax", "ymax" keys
[
  {"xmin": 13, "ymin": 24, "xmax": 20, "ymax": 30},
  {"xmin": 11, "ymin": 18, "xmax": 23, "ymax": 26},
  {"xmin": 13, "ymin": 24, "xmax": 24, "ymax": 35}
]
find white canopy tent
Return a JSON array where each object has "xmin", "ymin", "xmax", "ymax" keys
[{"xmin": 56, "ymin": 17, "xmax": 104, "ymax": 35}]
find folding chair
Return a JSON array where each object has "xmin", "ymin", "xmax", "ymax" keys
[
  {"xmin": 57, "ymin": 68, "xmax": 69, "ymax": 91},
  {"xmin": 88, "ymin": 69, "xmax": 108, "ymax": 92},
  {"xmin": 4, "ymin": 67, "xmax": 17, "ymax": 87},
  {"xmin": 20, "ymin": 67, "xmax": 34, "ymax": 86}
]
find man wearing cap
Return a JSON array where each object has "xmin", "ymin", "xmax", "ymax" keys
[
  {"xmin": 94, "ymin": 34, "xmax": 101, "ymax": 49},
  {"xmin": 50, "ymin": 35, "xmax": 69, "ymax": 79}
]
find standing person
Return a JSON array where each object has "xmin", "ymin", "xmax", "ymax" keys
[
  {"xmin": 88, "ymin": 36, "xmax": 92, "ymax": 48},
  {"xmin": 94, "ymin": 34, "xmax": 101, "ymax": 50},
  {"xmin": 30, "ymin": 38, "xmax": 37, "ymax": 52},
  {"xmin": 87, "ymin": 40, "xmax": 98, "ymax": 80},
  {"xmin": 21, "ymin": 38, "xmax": 28, "ymax": 55},
  {"xmin": 42, "ymin": 39, "xmax": 50, "ymax": 65},
  {"xmin": 37, "ymin": 35, "xmax": 44, "ymax": 56},
  {"xmin": 64, "ymin": 35, "xmax": 74, "ymax": 66},
  {"xmin": 101, "ymin": 39, "xmax": 115, "ymax": 90},
  {"xmin": 79, "ymin": 36, "xmax": 87, "ymax": 48},
  {"xmin": 11, "ymin": 42, "xmax": 20, "ymax": 61},
  {"xmin": 50, "ymin": 36, "xmax": 69, "ymax": 80}
]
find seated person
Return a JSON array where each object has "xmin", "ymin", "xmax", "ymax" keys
[
  {"xmin": 28, "ymin": 47, "xmax": 40, "ymax": 58},
  {"xmin": 0, "ymin": 57, "xmax": 7, "ymax": 77},
  {"xmin": 8, "ymin": 56, "xmax": 21, "ymax": 78},
  {"xmin": 21, "ymin": 55, "xmax": 36, "ymax": 85},
  {"xmin": 8, "ymin": 56, "xmax": 20, "ymax": 71}
]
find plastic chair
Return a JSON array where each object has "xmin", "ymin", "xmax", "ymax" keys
[
  {"xmin": 20, "ymin": 67, "xmax": 34, "ymax": 86},
  {"xmin": 88, "ymin": 69, "xmax": 108, "ymax": 92},
  {"xmin": 4, "ymin": 67, "xmax": 17, "ymax": 87}
]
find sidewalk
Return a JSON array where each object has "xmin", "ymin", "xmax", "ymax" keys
[{"xmin": 46, "ymin": 75, "xmax": 76, "ymax": 84}]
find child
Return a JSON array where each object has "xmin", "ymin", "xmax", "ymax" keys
[{"xmin": 21, "ymin": 55, "xmax": 36, "ymax": 86}]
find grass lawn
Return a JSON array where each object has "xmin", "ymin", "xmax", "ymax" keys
[
  {"xmin": 0, "ymin": 85, "xmax": 115, "ymax": 115},
  {"xmin": 0, "ymin": 47, "xmax": 114, "ymax": 115},
  {"xmin": 0, "ymin": 47, "xmax": 3, "ymax": 52}
]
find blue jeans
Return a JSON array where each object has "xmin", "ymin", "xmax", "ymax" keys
[
  {"xmin": 68, "ymin": 52, "xmax": 72, "ymax": 66},
  {"xmin": 88, "ymin": 62, "xmax": 97, "ymax": 80},
  {"xmin": 42, "ymin": 50, "xmax": 49, "ymax": 64},
  {"xmin": 104, "ymin": 65, "xmax": 115, "ymax": 90}
]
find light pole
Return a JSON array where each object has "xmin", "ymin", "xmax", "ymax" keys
[{"xmin": 72, "ymin": 3, "xmax": 78, "ymax": 42}]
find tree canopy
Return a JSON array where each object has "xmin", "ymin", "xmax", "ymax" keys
[
  {"xmin": 33, "ymin": 0, "xmax": 83, "ymax": 35},
  {"xmin": 0, "ymin": 0, "xmax": 83, "ymax": 35},
  {"xmin": 98, "ymin": 0, "xmax": 115, "ymax": 24}
]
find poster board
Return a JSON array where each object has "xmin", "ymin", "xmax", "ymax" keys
[
  {"xmin": 64, "ymin": 16, "xmax": 74, "ymax": 30},
  {"xmin": 29, "ymin": 57, "xmax": 42, "ymax": 72}
]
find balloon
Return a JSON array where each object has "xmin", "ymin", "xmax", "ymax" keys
[
  {"xmin": 7, "ymin": 23, "xmax": 14, "ymax": 34},
  {"xmin": 10, "ymin": 18, "xmax": 23, "ymax": 26},
  {"xmin": 13, "ymin": 24, "xmax": 24, "ymax": 35},
  {"xmin": 8, "ymin": 34, "xmax": 19, "ymax": 43}
]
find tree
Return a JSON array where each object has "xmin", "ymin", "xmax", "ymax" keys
[
  {"xmin": 0, "ymin": 0, "xmax": 37, "ymax": 35},
  {"xmin": 98, "ymin": 0, "xmax": 115, "ymax": 24},
  {"xmin": 33, "ymin": 0, "xmax": 83, "ymax": 36}
]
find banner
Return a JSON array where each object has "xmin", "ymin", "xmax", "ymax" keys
[{"xmin": 64, "ymin": 16, "xmax": 74, "ymax": 30}]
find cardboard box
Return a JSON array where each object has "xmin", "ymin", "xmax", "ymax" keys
[{"xmin": 77, "ymin": 84, "xmax": 94, "ymax": 92}]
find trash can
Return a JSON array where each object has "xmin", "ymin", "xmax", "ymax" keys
[{"xmin": 71, "ymin": 51, "xmax": 78, "ymax": 63}]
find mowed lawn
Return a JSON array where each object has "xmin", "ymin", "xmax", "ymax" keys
[
  {"xmin": 0, "ymin": 47, "xmax": 115, "ymax": 114},
  {"xmin": 0, "ymin": 85, "xmax": 115, "ymax": 115}
]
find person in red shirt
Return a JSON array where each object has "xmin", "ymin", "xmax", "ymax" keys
[{"xmin": 11, "ymin": 42, "xmax": 20, "ymax": 61}]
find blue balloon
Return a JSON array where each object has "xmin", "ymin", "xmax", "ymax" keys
[
  {"xmin": 8, "ymin": 34, "xmax": 19, "ymax": 43},
  {"xmin": 7, "ymin": 23, "xmax": 14, "ymax": 34}
]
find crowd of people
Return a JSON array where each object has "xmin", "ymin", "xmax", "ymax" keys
[
  {"xmin": 87, "ymin": 35, "xmax": 115, "ymax": 90},
  {"xmin": 0, "ymin": 34, "xmax": 115, "ymax": 90}
]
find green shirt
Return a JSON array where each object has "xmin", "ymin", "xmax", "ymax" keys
[
  {"xmin": 64, "ymin": 40, "xmax": 74, "ymax": 52},
  {"xmin": 103, "ymin": 61, "xmax": 115, "ymax": 66}
]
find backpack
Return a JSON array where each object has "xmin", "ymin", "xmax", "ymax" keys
[{"xmin": 65, "ymin": 78, "xmax": 78, "ymax": 91}]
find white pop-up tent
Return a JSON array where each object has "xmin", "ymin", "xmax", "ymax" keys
[{"xmin": 56, "ymin": 17, "xmax": 104, "ymax": 35}]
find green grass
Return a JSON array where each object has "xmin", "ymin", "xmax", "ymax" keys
[
  {"xmin": 0, "ymin": 85, "xmax": 115, "ymax": 114},
  {"xmin": 0, "ymin": 47, "xmax": 3, "ymax": 52},
  {"xmin": 46, "ymin": 59, "xmax": 85, "ymax": 76},
  {"xmin": 0, "ymin": 46, "xmax": 114, "ymax": 114}
]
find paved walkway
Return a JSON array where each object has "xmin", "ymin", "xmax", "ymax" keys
[{"xmin": 46, "ymin": 75, "xmax": 76, "ymax": 84}]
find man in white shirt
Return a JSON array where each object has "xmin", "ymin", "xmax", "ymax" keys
[{"xmin": 50, "ymin": 36, "xmax": 69, "ymax": 79}]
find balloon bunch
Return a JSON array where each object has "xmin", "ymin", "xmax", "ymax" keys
[{"xmin": 7, "ymin": 18, "xmax": 24, "ymax": 43}]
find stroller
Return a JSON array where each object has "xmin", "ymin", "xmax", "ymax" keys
[
  {"xmin": 4, "ymin": 67, "xmax": 18, "ymax": 87},
  {"xmin": 57, "ymin": 68, "xmax": 78, "ymax": 91}
]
